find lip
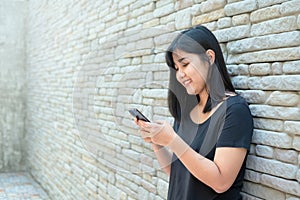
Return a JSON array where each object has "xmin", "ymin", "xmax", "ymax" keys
[{"xmin": 183, "ymin": 79, "xmax": 191, "ymax": 87}]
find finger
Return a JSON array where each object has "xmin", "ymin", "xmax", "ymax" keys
[
  {"xmin": 139, "ymin": 120, "xmax": 151, "ymax": 128},
  {"xmin": 154, "ymin": 120, "xmax": 164, "ymax": 125},
  {"xmin": 139, "ymin": 129, "xmax": 151, "ymax": 138},
  {"xmin": 144, "ymin": 137, "xmax": 152, "ymax": 143}
]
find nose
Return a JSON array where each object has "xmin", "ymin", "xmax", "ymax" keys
[{"xmin": 177, "ymin": 69, "xmax": 186, "ymax": 78}]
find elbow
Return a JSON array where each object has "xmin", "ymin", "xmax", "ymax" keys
[{"xmin": 212, "ymin": 182, "xmax": 232, "ymax": 194}]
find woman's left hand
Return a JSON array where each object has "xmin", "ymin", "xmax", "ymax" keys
[{"xmin": 137, "ymin": 120, "xmax": 177, "ymax": 147}]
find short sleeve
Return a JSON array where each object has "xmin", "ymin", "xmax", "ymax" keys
[{"xmin": 216, "ymin": 102, "xmax": 253, "ymax": 150}]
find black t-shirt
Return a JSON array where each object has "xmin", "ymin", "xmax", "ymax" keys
[{"xmin": 167, "ymin": 95, "xmax": 253, "ymax": 200}]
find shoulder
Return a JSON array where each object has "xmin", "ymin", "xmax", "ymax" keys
[
  {"xmin": 225, "ymin": 95, "xmax": 250, "ymax": 112},
  {"xmin": 224, "ymin": 95, "xmax": 253, "ymax": 121},
  {"xmin": 226, "ymin": 94, "xmax": 248, "ymax": 107}
]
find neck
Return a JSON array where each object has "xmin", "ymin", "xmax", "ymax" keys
[{"xmin": 197, "ymin": 89, "xmax": 209, "ymax": 108}]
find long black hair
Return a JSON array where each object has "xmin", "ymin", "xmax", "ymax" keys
[{"xmin": 166, "ymin": 25, "xmax": 235, "ymax": 122}]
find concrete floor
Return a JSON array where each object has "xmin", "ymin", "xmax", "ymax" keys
[{"xmin": 0, "ymin": 172, "xmax": 49, "ymax": 200}]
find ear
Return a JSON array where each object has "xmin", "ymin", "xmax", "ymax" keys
[{"xmin": 206, "ymin": 49, "xmax": 215, "ymax": 65}]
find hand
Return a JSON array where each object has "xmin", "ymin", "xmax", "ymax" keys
[
  {"xmin": 136, "ymin": 119, "xmax": 177, "ymax": 147},
  {"xmin": 134, "ymin": 118, "xmax": 152, "ymax": 143}
]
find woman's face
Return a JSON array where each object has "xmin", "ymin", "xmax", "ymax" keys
[{"xmin": 172, "ymin": 49, "xmax": 210, "ymax": 96}]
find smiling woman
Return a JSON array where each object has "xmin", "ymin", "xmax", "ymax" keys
[{"xmin": 134, "ymin": 25, "xmax": 254, "ymax": 200}]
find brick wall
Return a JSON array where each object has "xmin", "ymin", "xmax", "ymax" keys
[
  {"xmin": 0, "ymin": 0, "xmax": 27, "ymax": 172},
  {"xmin": 25, "ymin": 0, "xmax": 300, "ymax": 199}
]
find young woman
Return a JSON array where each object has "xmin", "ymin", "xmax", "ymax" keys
[{"xmin": 134, "ymin": 25, "xmax": 253, "ymax": 199}]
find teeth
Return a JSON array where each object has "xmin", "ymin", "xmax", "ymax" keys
[{"xmin": 184, "ymin": 79, "xmax": 190, "ymax": 85}]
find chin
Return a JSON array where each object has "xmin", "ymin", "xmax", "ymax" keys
[{"xmin": 186, "ymin": 89, "xmax": 197, "ymax": 95}]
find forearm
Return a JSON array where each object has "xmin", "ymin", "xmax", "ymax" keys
[
  {"xmin": 167, "ymin": 135, "xmax": 229, "ymax": 192},
  {"xmin": 152, "ymin": 143, "xmax": 172, "ymax": 176}
]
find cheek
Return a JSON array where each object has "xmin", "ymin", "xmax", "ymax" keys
[
  {"xmin": 192, "ymin": 71, "xmax": 207, "ymax": 85},
  {"xmin": 192, "ymin": 67, "xmax": 208, "ymax": 83},
  {"xmin": 175, "ymin": 72, "xmax": 182, "ymax": 83}
]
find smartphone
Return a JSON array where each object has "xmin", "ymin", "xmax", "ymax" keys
[{"xmin": 128, "ymin": 108, "xmax": 151, "ymax": 122}]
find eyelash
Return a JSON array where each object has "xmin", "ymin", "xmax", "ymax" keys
[{"xmin": 175, "ymin": 63, "xmax": 189, "ymax": 71}]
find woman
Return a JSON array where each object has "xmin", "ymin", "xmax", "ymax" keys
[{"xmin": 134, "ymin": 25, "xmax": 253, "ymax": 199}]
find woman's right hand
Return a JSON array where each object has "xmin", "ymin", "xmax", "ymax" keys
[{"xmin": 134, "ymin": 118, "xmax": 152, "ymax": 143}]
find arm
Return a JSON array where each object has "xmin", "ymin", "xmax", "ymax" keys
[
  {"xmin": 135, "ymin": 119, "xmax": 173, "ymax": 176},
  {"xmin": 168, "ymin": 134, "xmax": 247, "ymax": 193},
  {"xmin": 151, "ymin": 144, "xmax": 172, "ymax": 176},
  {"xmin": 140, "ymin": 121, "xmax": 247, "ymax": 190}
]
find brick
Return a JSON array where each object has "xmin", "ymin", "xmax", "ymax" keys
[
  {"xmin": 142, "ymin": 89, "xmax": 168, "ymax": 99},
  {"xmin": 174, "ymin": 0, "xmax": 194, "ymax": 10},
  {"xmin": 266, "ymin": 91, "xmax": 299, "ymax": 106},
  {"xmin": 287, "ymin": 195, "xmax": 300, "ymax": 200},
  {"xmin": 156, "ymin": 0, "xmax": 173, "ymax": 7},
  {"xmin": 298, "ymin": 14, "xmax": 300, "ymax": 29},
  {"xmin": 201, "ymin": 21, "xmax": 217, "ymax": 31},
  {"xmin": 251, "ymin": 129, "xmax": 292, "ymax": 148},
  {"xmin": 250, "ymin": 104, "xmax": 300, "ymax": 120},
  {"xmin": 137, "ymin": 186, "xmax": 149, "ymax": 199},
  {"xmin": 247, "ymin": 155, "xmax": 298, "ymax": 179},
  {"xmin": 118, "ymin": 0, "xmax": 135, "ymax": 8},
  {"xmin": 283, "ymin": 60, "xmax": 300, "ymax": 74},
  {"xmin": 192, "ymin": 8, "xmax": 225, "ymax": 25},
  {"xmin": 153, "ymin": 3, "xmax": 174, "ymax": 18},
  {"xmin": 249, "ymin": 63, "xmax": 271, "ymax": 75},
  {"xmin": 293, "ymin": 136, "xmax": 300, "ymax": 151},
  {"xmin": 274, "ymin": 149, "xmax": 298, "ymax": 164},
  {"xmin": 261, "ymin": 174, "xmax": 300, "ymax": 196},
  {"xmin": 238, "ymin": 90, "xmax": 267, "ymax": 104},
  {"xmin": 228, "ymin": 47, "xmax": 300, "ymax": 64},
  {"xmin": 142, "ymin": 17, "xmax": 159, "ymax": 29},
  {"xmin": 191, "ymin": 4, "xmax": 202, "ymax": 16},
  {"xmin": 271, "ymin": 62, "xmax": 283, "ymax": 75},
  {"xmin": 224, "ymin": 0, "xmax": 257, "ymax": 16},
  {"xmin": 257, "ymin": 0, "xmax": 289, "ymax": 8},
  {"xmin": 200, "ymin": 0, "xmax": 226, "ymax": 13},
  {"xmin": 157, "ymin": 179, "xmax": 168, "ymax": 198},
  {"xmin": 250, "ymin": 5, "xmax": 281, "ymax": 23},
  {"xmin": 251, "ymin": 16, "xmax": 297, "ymax": 36},
  {"xmin": 138, "ymin": 12, "xmax": 156, "ymax": 26},
  {"xmin": 194, "ymin": 0, "xmax": 206, "ymax": 3},
  {"xmin": 227, "ymin": 31, "xmax": 300, "ymax": 54},
  {"xmin": 175, "ymin": 9, "xmax": 192, "ymax": 30},
  {"xmin": 160, "ymin": 12, "xmax": 176, "ymax": 24},
  {"xmin": 232, "ymin": 14, "xmax": 250, "ymax": 26},
  {"xmin": 217, "ymin": 17, "xmax": 232, "ymax": 29},
  {"xmin": 280, "ymin": 0, "xmax": 300, "ymax": 15},
  {"xmin": 248, "ymin": 75, "xmax": 300, "ymax": 91},
  {"xmin": 284, "ymin": 121, "xmax": 300, "ymax": 135},
  {"xmin": 154, "ymin": 32, "xmax": 177, "ymax": 46},
  {"xmin": 255, "ymin": 145, "xmax": 274, "ymax": 158},
  {"xmin": 227, "ymin": 64, "xmax": 249, "ymax": 75},
  {"xmin": 244, "ymin": 169, "xmax": 261, "ymax": 183},
  {"xmin": 231, "ymin": 76, "xmax": 248, "ymax": 89},
  {"xmin": 213, "ymin": 25, "xmax": 250, "ymax": 42},
  {"xmin": 154, "ymin": 71, "xmax": 169, "ymax": 81},
  {"xmin": 242, "ymin": 181, "xmax": 285, "ymax": 200}
]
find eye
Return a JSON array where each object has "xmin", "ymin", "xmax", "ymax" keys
[{"xmin": 182, "ymin": 62, "xmax": 189, "ymax": 67}]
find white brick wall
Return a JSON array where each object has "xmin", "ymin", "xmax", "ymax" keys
[
  {"xmin": 0, "ymin": 0, "xmax": 27, "ymax": 172},
  {"xmin": 21, "ymin": 0, "xmax": 300, "ymax": 199}
]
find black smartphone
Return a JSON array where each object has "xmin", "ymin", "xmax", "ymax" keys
[{"xmin": 128, "ymin": 108, "xmax": 151, "ymax": 122}]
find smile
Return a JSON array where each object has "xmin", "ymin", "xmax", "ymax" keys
[{"xmin": 183, "ymin": 79, "xmax": 191, "ymax": 86}]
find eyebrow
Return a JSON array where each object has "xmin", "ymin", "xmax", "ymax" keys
[{"xmin": 177, "ymin": 57, "xmax": 187, "ymax": 63}]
